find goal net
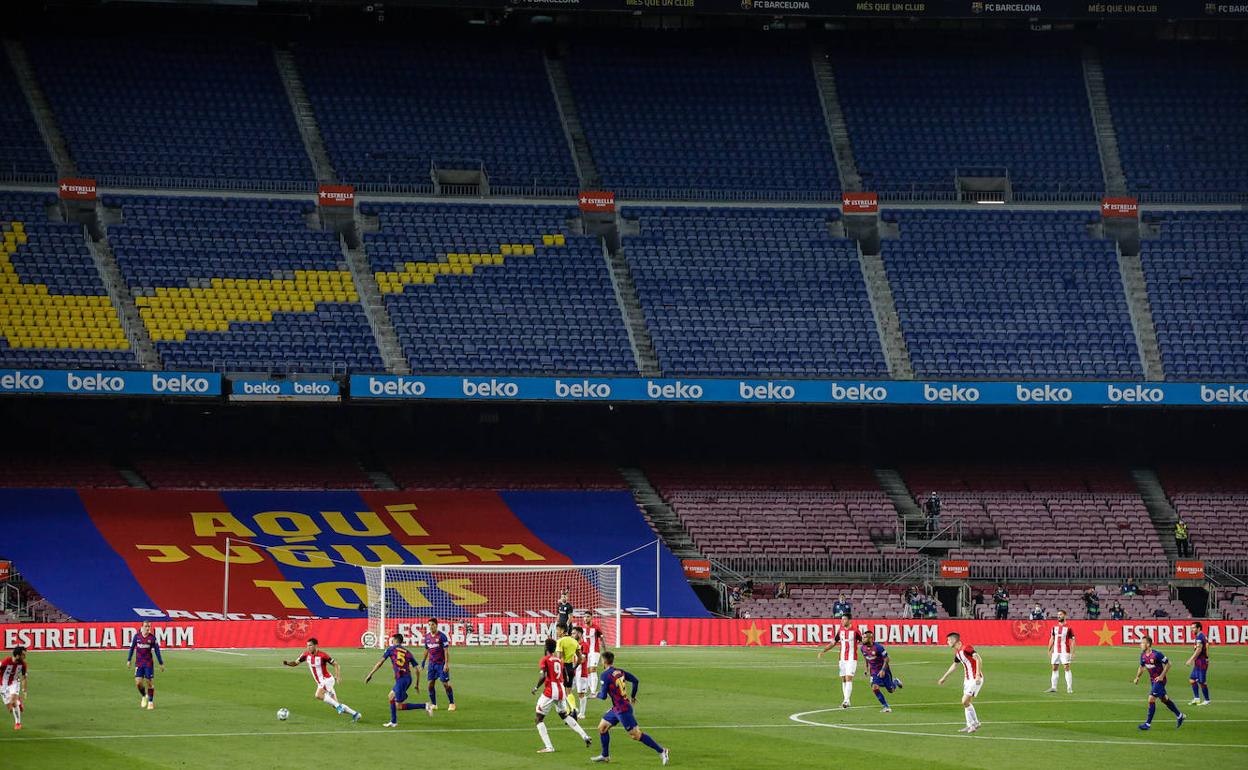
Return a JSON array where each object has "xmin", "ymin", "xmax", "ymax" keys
[{"xmin": 360, "ymin": 564, "xmax": 621, "ymax": 649}]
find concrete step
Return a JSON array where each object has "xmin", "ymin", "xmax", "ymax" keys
[
  {"xmin": 87, "ymin": 233, "xmax": 162, "ymax": 370},
  {"xmin": 4, "ymin": 39, "xmax": 78, "ymax": 176},
  {"xmin": 604, "ymin": 244, "xmax": 661, "ymax": 376},
  {"xmin": 810, "ymin": 47, "xmax": 863, "ymax": 192},
  {"xmin": 545, "ymin": 55, "xmax": 600, "ymax": 188},
  {"xmin": 619, "ymin": 467, "xmax": 703, "ymax": 560},
  {"xmin": 342, "ymin": 241, "xmax": 410, "ymax": 375},
  {"xmin": 274, "ymin": 47, "xmax": 338, "ymax": 185},
  {"xmin": 1131, "ymin": 468, "xmax": 1180, "ymax": 560}
]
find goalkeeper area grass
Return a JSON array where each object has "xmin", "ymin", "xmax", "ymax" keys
[{"xmin": 1, "ymin": 644, "xmax": 1243, "ymax": 769}]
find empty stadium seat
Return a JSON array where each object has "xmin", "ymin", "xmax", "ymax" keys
[
  {"xmin": 833, "ymin": 40, "xmax": 1102, "ymax": 195},
  {"xmin": 883, "ymin": 209, "xmax": 1141, "ymax": 378},
  {"xmin": 0, "ymin": 56, "xmax": 54, "ymax": 177},
  {"xmin": 107, "ymin": 195, "xmax": 384, "ymax": 373},
  {"xmin": 296, "ymin": 40, "xmax": 576, "ymax": 189},
  {"xmin": 567, "ymin": 37, "xmax": 839, "ymax": 195},
  {"xmin": 28, "ymin": 39, "xmax": 312, "ymax": 185},
  {"xmin": 624, "ymin": 207, "xmax": 887, "ymax": 377},
  {"xmin": 0, "ymin": 191, "xmax": 136, "ymax": 369},
  {"xmin": 362, "ymin": 202, "xmax": 635, "ymax": 374},
  {"xmin": 1140, "ymin": 212, "xmax": 1248, "ymax": 380},
  {"xmin": 1103, "ymin": 45, "xmax": 1248, "ymax": 195}
]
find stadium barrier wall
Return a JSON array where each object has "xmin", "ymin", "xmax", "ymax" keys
[
  {"xmin": 621, "ymin": 618, "xmax": 1248, "ymax": 647},
  {"xmin": 5, "ymin": 369, "xmax": 1248, "ymax": 406},
  {"xmin": 7, "ymin": 618, "xmax": 1248, "ymax": 652}
]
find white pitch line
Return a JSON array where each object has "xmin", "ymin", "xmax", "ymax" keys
[
  {"xmin": 1, "ymin": 722, "xmax": 806, "ymax": 743},
  {"xmin": 788, "ymin": 709, "xmax": 1248, "ymax": 749},
  {"xmin": 199, "ymin": 649, "xmax": 248, "ymax": 657}
]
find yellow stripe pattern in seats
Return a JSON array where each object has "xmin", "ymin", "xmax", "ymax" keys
[
  {"xmin": 373, "ymin": 238, "xmax": 558, "ymax": 295},
  {"xmin": 135, "ymin": 270, "xmax": 359, "ymax": 342},
  {"xmin": 0, "ymin": 221, "xmax": 130, "ymax": 351}
]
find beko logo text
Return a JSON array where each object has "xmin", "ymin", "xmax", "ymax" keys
[
  {"xmin": 1107, "ymin": 384, "xmax": 1164, "ymax": 403},
  {"xmin": 463, "ymin": 379, "xmax": 519, "ymax": 397},
  {"xmin": 646, "ymin": 381, "xmax": 704, "ymax": 400},
  {"xmin": 0, "ymin": 371, "xmax": 44, "ymax": 390},
  {"xmin": 1201, "ymin": 385, "xmax": 1248, "ymax": 404},
  {"xmin": 739, "ymin": 382, "xmax": 796, "ymax": 400},
  {"xmin": 829, "ymin": 383, "xmax": 889, "ymax": 401},
  {"xmin": 68, "ymin": 373, "xmax": 126, "ymax": 392},
  {"xmin": 923, "ymin": 384, "xmax": 980, "ymax": 402},
  {"xmin": 1015, "ymin": 384, "xmax": 1073, "ymax": 402},
  {"xmin": 152, "ymin": 374, "xmax": 211, "ymax": 393},
  {"xmin": 554, "ymin": 380, "xmax": 611, "ymax": 398},
  {"xmin": 368, "ymin": 378, "xmax": 426, "ymax": 396}
]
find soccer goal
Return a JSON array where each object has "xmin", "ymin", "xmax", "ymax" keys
[{"xmin": 359, "ymin": 564, "xmax": 621, "ymax": 649}]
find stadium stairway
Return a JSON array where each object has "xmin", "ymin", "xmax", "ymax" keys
[
  {"xmin": 544, "ymin": 51, "xmax": 601, "ymax": 189},
  {"xmin": 875, "ymin": 468, "xmax": 925, "ymax": 530},
  {"xmin": 1081, "ymin": 46, "xmax": 1129, "ymax": 196},
  {"xmin": 857, "ymin": 245, "xmax": 914, "ymax": 379},
  {"xmin": 1115, "ymin": 244, "xmax": 1166, "ymax": 380},
  {"xmin": 343, "ymin": 238, "xmax": 410, "ymax": 374},
  {"xmin": 273, "ymin": 46, "xmax": 338, "ymax": 185},
  {"xmin": 1131, "ymin": 467, "xmax": 1181, "ymax": 561},
  {"xmin": 810, "ymin": 45, "xmax": 863, "ymax": 193},
  {"xmin": 619, "ymin": 467, "xmax": 704, "ymax": 562},
  {"xmin": 606, "ymin": 241, "xmax": 661, "ymax": 376},
  {"xmin": 86, "ymin": 231, "xmax": 161, "ymax": 369},
  {"xmin": 3, "ymin": 39, "xmax": 75, "ymax": 177}
]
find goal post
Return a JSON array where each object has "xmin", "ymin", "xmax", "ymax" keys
[{"xmin": 360, "ymin": 564, "xmax": 621, "ymax": 649}]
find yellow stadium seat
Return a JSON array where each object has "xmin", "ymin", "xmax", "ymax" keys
[
  {"xmin": 553, "ymin": 234, "xmax": 566, "ymax": 246},
  {"xmin": 542, "ymin": 235, "xmax": 554, "ymax": 246},
  {"xmin": 523, "ymin": 244, "xmax": 535, "ymax": 256}
]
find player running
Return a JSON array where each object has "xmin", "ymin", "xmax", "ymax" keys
[
  {"xmin": 1, "ymin": 646, "xmax": 27, "ymax": 730},
  {"xmin": 590, "ymin": 651, "xmax": 669, "ymax": 765},
  {"xmin": 938, "ymin": 632, "xmax": 983, "ymax": 733},
  {"xmin": 282, "ymin": 637, "xmax": 361, "ymax": 722},
  {"xmin": 585, "ymin": 612, "xmax": 606, "ymax": 695},
  {"xmin": 421, "ymin": 618, "xmax": 456, "ymax": 712},
  {"xmin": 365, "ymin": 632, "xmax": 432, "ymax": 727},
  {"xmin": 556, "ymin": 622, "xmax": 583, "ymax": 719},
  {"xmin": 817, "ymin": 615, "xmax": 859, "ymax": 708},
  {"xmin": 573, "ymin": 626, "xmax": 592, "ymax": 721},
  {"xmin": 126, "ymin": 621, "xmax": 164, "ymax": 710},
  {"xmin": 531, "ymin": 637, "xmax": 592, "ymax": 753},
  {"xmin": 1045, "ymin": 610, "xmax": 1076, "ymax": 694},
  {"xmin": 1134, "ymin": 634, "xmax": 1185, "ymax": 730},
  {"xmin": 1185, "ymin": 621, "xmax": 1210, "ymax": 706},
  {"xmin": 859, "ymin": 630, "xmax": 903, "ymax": 713}
]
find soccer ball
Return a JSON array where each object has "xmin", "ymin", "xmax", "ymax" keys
[{"xmin": 276, "ymin": 708, "xmax": 290, "ymax": 721}]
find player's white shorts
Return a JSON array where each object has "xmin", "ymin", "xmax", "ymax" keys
[
  {"xmin": 588, "ymin": 652, "xmax": 601, "ymax": 669},
  {"xmin": 575, "ymin": 674, "xmax": 591, "ymax": 694},
  {"xmin": 1, "ymin": 683, "xmax": 20, "ymax": 703},
  {"xmin": 315, "ymin": 676, "xmax": 336, "ymax": 695},
  {"xmin": 962, "ymin": 678, "xmax": 984, "ymax": 698},
  {"xmin": 1050, "ymin": 652, "xmax": 1071, "ymax": 665},
  {"xmin": 535, "ymin": 694, "xmax": 569, "ymax": 716},
  {"xmin": 838, "ymin": 660, "xmax": 858, "ymax": 677}
]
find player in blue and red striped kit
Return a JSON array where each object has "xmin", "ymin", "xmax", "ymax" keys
[
  {"xmin": 1134, "ymin": 635, "xmax": 1185, "ymax": 730},
  {"xmin": 590, "ymin": 651, "xmax": 669, "ymax": 765},
  {"xmin": 365, "ymin": 633, "xmax": 432, "ymax": 727},
  {"xmin": 126, "ymin": 621, "xmax": 164, "ymax": 710},
  {"xmin": 860, "ymin": 630, "xmax": 903, "ymax": 713},
  {"xmin": 421, "ymin": 618, "xmax": 455, "ymax": 711},
  {"xmin": 1185, "ymin": 621, "xmax": 1211, "ymax": 706}
]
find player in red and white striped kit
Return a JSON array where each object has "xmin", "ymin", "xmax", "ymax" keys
[
  {"xmin": 938, "ymin": 632, "xmax": 984, "ymax": 733},
  {"xmin": 530, "ymin": 637, "xmax": 592, "ymax": 753},
  {"xmin": 1, "ymin": 646, "xmax": 27, "ymax": 730},
  {"xmin": 1046, "ymin": 610, "xmax": 1076, "ymax": 694},
  {"xmin": 283, "ymin": 638, "xmax": 361, "ymax": 723},
  {"xmin": 817, "ymin": 616, "xmax": 859, "ymax": 708}
]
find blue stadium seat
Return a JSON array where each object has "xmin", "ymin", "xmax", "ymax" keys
[
  {"xmin": 883, "ymin": 210, "xmax": 1141, "ymax": 379},
  {"xmin": 623, "ymin": 207, "xmax": 887, "ymax": 377},
  {"xmin": 1140, "ymin": 211, "xmax": 1248, "ymax": 380},
  {"xmin": 0, "ymin": 58, "xmax": 54, "ymax": 177}
]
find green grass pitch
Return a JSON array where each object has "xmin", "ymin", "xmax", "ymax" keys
[{"xmin": 1, "ymin": 645, "xmax": 1243, "ymax": 768}]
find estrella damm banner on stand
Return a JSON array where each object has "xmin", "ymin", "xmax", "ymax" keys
[
  {"xmin": 623, "ymin": 618, "xmax": 1248, "ymax": 646},
  {"xmin": 0, "ymin": 490, "xmax": 707, "ymax": 621},
  {"xmin": 350, "ymin": 375, "xmax": 1248, "ymax": 407}
]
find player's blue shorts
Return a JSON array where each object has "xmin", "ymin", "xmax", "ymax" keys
[
  {"xmin": 134, "ymin": 665, "xmax": 155, "ymax": 679},
  {"xmin": 1149, "ymin": 680, "xmax": 1168, "ymax": 698},
  {"xmin": 426, "ymin": 662, "xmax": 450, "ymax": 683},
  {"xmin": 392, "ymin": 674, "xmax": 412, "ymax": 702},
  {"xmin": 871, "ymin": 672, "xmax": 896, "ymax": 690},
  {"xmin": 1190, "ymin": 666, "xmax": 1208, "ymax": 684},
  {"xmin": 603, "ymin": 707, "xmax": 638, "ymax": 732}
]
